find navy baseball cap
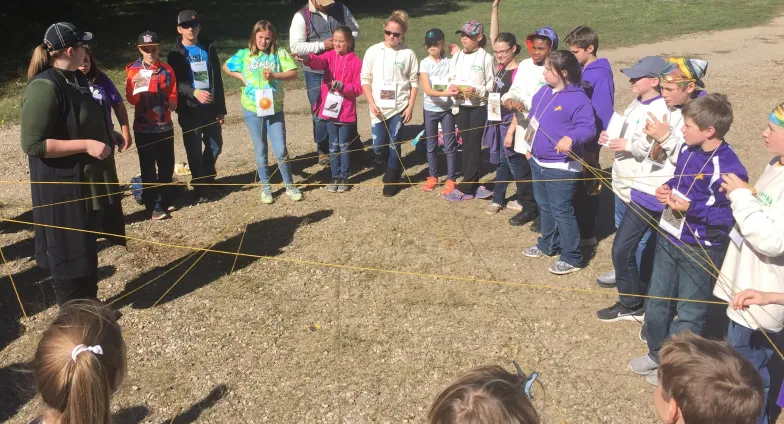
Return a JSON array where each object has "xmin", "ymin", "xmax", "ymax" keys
[
  {"xmin": 425, "ymin": 29, "xmax": 445, "ymax": 47},
  {"xmin": 137, "ymin": 30, "xmax": 161, "ymax": 47},
  {"xmin": 622, "ymin": 56, "xmax": 667, "ymax": 79}
]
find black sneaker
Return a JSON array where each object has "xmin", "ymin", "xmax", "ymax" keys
[
  {"xmin": 530, "ymin": 215, "xmax": 541, "ymax": 233},
  {"xmin": 509, "ymin": 209, "xmax": 538, "ymax": 226},
  {"xmin": 326, "ymin": 179, "xmax": 339, "ymax": 193},
  {"xmin": 337, "ymin": 178, "xmax": 349, "ymax": 193},
  {"xmin": 596, "ymin": 302, "xmax": 644, "ymax": 323},
  {"xmin": 151, "ymin": 207, "xmax": 170, "ymax": 221}
]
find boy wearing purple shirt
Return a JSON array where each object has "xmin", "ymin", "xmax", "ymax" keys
[
  {"xmin": 628, "ymin": 93, "xmax": 749, "ymax": 385},
  {"xmin": 565, "ymin": 26, "xmax": 614, "ymax": 248}
]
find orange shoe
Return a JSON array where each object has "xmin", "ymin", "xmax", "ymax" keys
[
  {"xmin": 422, "ymin": 177, "xmax": 438, "ymax": 192},
  {"xmin": 442, "ymin": 179, "xmax": 456, "ymax": 195}
]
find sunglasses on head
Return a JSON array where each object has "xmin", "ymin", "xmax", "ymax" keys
[
  {"xmin": 180, "ymin": 22, "xmax": 199, "ymax": 29},
  {"xmin": 384, "ymin": 30, "xmax": 402, "ymax": 38}
]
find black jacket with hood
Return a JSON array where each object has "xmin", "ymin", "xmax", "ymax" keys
[{"xmin": 167, "ymin": 35, "xmax": 227, "ymax": 116}]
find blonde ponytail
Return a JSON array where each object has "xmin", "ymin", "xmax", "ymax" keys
[
  {"xmin": 34, "ymin": 300, "xmax": 126, "ymax": 424},
  {"xmin": 28, "ymin": 45, "xmax": 51, "ymax": 80},
  {"xmin": 386, "ymin": 10, "xmax": 409, "ymax": 34}
]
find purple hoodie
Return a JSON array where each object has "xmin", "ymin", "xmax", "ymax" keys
[
  {"xmin": 529, "ymin": 83, "xmax": 596, "ymax": 163},
  {"xmin": 582, "ymin": 58, "xmax": 614, "ymax": 153},
  {"xmin": 663, "ymin": 142, "xmax": 748, "ymax": 247}
]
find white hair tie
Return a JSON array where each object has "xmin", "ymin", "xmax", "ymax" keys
[{"xmin": 71, "ymin": 344, "xmax": 103, "ymax": 362}]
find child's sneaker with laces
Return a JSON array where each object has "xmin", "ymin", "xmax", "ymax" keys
[
  {"xmin": 260, "ymin": 188, "xmax": 274, "ymax": 204},
  {"xmin": 286, "ymin": 186, "xmax": 303, "ymax": 201},
  {"xmin": 523, "ymin": 245, "xmax": 546, "ymax": 258},
  {"xmin": 442, "ymin": 179, "xmax": 456, "ymax": 195},
  {"xmin": 549, "ymin": 260, "xmax": 582, "ymax": 275},
  {"xmin": 422, "ymin": 177, "xmax": 438, "ymax": 192},
  {"xmin": 474, "ymin": 185, "xmax": 492, "ymax": 199},
  {"xmin": 443, "ymin": 189, "xmax": 473, "ymax": 202},
  {"xmin": 486, "ymin": 202, "xmax": 503, "ymax": 215},
  {"xmin": 337, "ymin": 179, "xmax": 349, "ymax": 193}
]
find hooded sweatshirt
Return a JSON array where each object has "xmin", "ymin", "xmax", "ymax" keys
[
  {"xmin": 713, "ymin": 158, "xmax": 784, "ymax": 332},
  {"xmin": 501, "ymin": 26, "xmax": 558, "ymax": 153},
  {"xmin": 581, "ymin": 58, "xmax": 614, "ymax": 153},
  {"xmin": 663, "ymin": 141, "xmax": 748, "ymax": 247},
  {"xmin": 528, "ymin": 83, "xmax": 596, "ymax": 167},
  {"xmin": 612, "ymin": 95, "xmax": 669, "ymax": 203},
  {"xmin": 305, "ymin": 49, "xmax": 363, "ymax": 124}
]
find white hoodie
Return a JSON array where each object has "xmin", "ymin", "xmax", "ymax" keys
[
  {"xmin": 612, "ymin": 95, "xmax": 669, "ymax": 203},
  {"xmin": 714, "ymin": 159, "xmax": 784, "ymax": 332}
]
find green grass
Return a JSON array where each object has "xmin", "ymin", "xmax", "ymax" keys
[{"xmin": 0, "ymin": 0, "xmax": 781, "ymax": 126}]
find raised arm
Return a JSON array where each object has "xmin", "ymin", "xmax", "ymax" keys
[{"xmin": 490, "ymin": 0, "xmax": 500, "ymax": 44}]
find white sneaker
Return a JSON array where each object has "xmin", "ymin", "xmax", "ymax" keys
[
  {"xmin": 486, "ymin": 202, "xmax": 504, "ymax": 215},
  {"xmin": 507, "ymin": 200, "xmax": 523, "ymax": 211}
]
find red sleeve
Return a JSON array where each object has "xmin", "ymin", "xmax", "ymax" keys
[
  {"xmin": 164, "ymin": 63, "xmax": 178, "ymax": 107},
  {"xmin": 125, "ymin": 66, "xmax": 140, "ymax": 105}
]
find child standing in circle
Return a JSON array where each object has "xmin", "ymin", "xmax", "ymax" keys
[
  {"xmin": 125, "ymin": 30, "xmax": 178, "ymax": 220},
  {"xmin": 444, "ymin": 20, "xmax": 496, "ymax": 202},
  {"xmin": 79, "ymin": 47, "xmax": 133, "ymax": 151},
  {"xmin": 298, "ymin": 26, "xmax": 362, "ymax": 193},
  {"xmin": 223, "ymin": 20, "xmax": 303, "ymax": 204},
  {"xmin": 521, "ymin": 51, "xmax": 596, "ymax": 275},
  {"xmin": 361, "ymin": 10, "xmax": 419, "ymax": 197},
  {"xmin": 420, "ymin": 28, "xmax": 459, "ymax": 195}
]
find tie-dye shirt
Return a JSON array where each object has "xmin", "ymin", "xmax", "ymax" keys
[{"xmin": 225, "ymin": 48, "xmax": 297, "ymax": 113}]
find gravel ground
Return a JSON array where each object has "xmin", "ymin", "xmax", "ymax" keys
[{"xmin": 3, "ymin": 17, "xmax": 784, "ymax": 424}]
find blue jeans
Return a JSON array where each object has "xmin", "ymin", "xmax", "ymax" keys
[
  {"xmin": 613, "ymin": 200, "xmax": 658, "ymax": 308},
  {"xmin": 325, "ymin": 120, "xmax": 351, "ymax": 179},
  {"xmin": 371, "ymin": 113, "xmax": 404, "ymax": 170},
  {"xmin": 305, "ymin": 71, "xmax": 329, "ymax": 154},
  {"xmin": 728, "ymin": 320, "xmax": 780, "ymax": 424},
  {"xmin": 646, "ymin": 237, "xmax": 726, "ymax": 362},
  {"xmin": 178, "ymin": 110, "xmax": 223, "ymax": 182},
  {"xmin": 530, "ymin": 159, "xmax": 583, "ymax": 267},
  {"xmin": 423, "ymin": 109, "xmax": 457, "ymax": 180},
  {"xmin": 493, "ymin": 152, "xmax": 535, "ymax": 210},
  {"xmin": 242, "ymin": 109, "xmax": 294, "ymax": 190}
]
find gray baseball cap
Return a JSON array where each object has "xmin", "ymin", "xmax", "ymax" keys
[{"xmin": 621, "ymin": 56, "xmax": 666, "ymax": 79}]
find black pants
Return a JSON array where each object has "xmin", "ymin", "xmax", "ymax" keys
[
  {"xmin": 575, "ymin": 185, "xmax": 599, "ymax": 239},
  {"xmin": 135, "ymin": 130, "xmax": 175, "ymax": 212},
  {"xmin": 456, "ymin": 106, "xmax": 488, "ymax": 195},
  {"xmin": 179, "ymin": 111, "xmax": 223, "ymax": 183},
  {"xmin": 52, "ymin": 267, "xmax": 98, "ymax": 306}
]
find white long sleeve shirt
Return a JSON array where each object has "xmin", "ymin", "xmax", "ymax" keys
[
  {"xmin": 360, "ymin": 42, "xmax": 419, "ymax": 124},
  {"xmin": 630, "ymin": 107, "xmax": 685, "ymax": 197},
  {"xmin": 612, "ymin": 96, "xmax": 669, "ymax": 203},
  {"xmin": 500, "ymin": 58, "xmax": 545, "ymax": 153},
  {"xmin": 288, "ymin": 3, "xmax": 359, "ymax": 74},
  {"xmin": 448, "ymin": 48, "xmax": 495, "ymax": 107},
  {"xmin": 714, "ymin": 159, "xmax": 784, "ymax": 332}
]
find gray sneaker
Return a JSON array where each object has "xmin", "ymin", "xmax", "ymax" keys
[
  {"xmin": 523, "ymin": 245, "xmax": 546, "ymax": 258},
  {"xmin": 486, "ymin": 202, "xmax": 504, "ymax": 215},
  {"xmin": 337, "ymin": 179, "xmax": 350, "ymax": 193},
  {"xmin": 549, "ymin": 260, "xmax": 582, "ymax": 275},
  {"xmin": 628, "ymin": 354, "xmax": 658, "ymax": 375},
  {"xmin": 646, "ymin": 371, "xmax": 658, "ymax": 386},
  {"xmin": 327, "ymin": 179, "xmax": 339, "ymax": 193},
  {"xmin": 596, "ymin": 270, "xmax": 616, "ymax": 288}
]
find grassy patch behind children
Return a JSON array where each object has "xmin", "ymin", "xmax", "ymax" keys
[{"xmin": 0, "ymin": 0, "xmax": 780, "ymax": 125}]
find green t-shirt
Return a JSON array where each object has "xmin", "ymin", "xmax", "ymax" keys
[{"xmin": 225, "ymin": 48, "xmax": 297, "ymax": 113}]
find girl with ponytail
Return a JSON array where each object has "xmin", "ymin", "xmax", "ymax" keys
[{"xmin": 31, "ymin": 299, "xmax": 127, "ymax": 424}]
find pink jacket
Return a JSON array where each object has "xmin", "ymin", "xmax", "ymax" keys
[{"xmin": 306, "ymin": 50, "xmax": 362, "ymax": 124}]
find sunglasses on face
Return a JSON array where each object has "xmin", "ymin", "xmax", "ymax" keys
[
  {"xmin": 180, "ymin": 22, "xmax": 199, "ymax": 29},
  {"xmin": 384, "ymin": 30, "xmax": 402, "ymax": 38}
]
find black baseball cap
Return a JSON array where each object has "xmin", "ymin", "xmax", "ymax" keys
[
  {"xmin": 137, "ymin": 30, "xmax": 161, "ymax": 47},
  {"xmin": 177, "ymin": 10, "xmax": 199, "ymax": 26},
  {"xmin": 425, "ymin": 28, "xmax": 445, "ymax": 47},
  {"xmin": 43, "ymin": 22, "xmax": 92, "ymax": 51}
]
